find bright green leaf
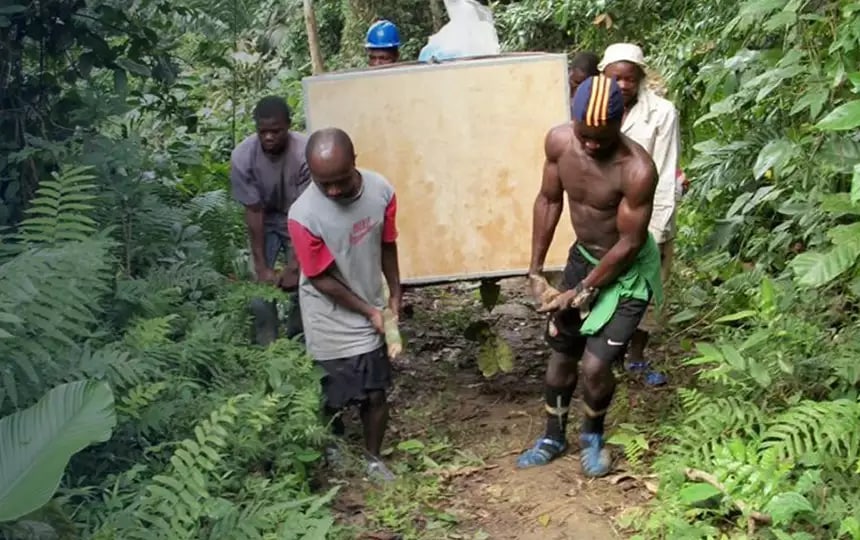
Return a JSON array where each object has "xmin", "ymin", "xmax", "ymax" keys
[
  {"xmin": 839, "ymin": 516, "xmax": 860, "ymax": 539},
  {"xmin": 720, "ymin": 345, "xmax": 747, "ymax": 370},
  {"xmin": 678, "ymin": 482, "xmax": 722, "ymax": 505},
  {"xmin": 790, "ymin": 87, "xmax": 828, "ymax": 119},
  {"xmin": 0, "ymin": 381, "xmax": 116, "ymax": 521},
  {"xmin": 748, "ymin": 361, "xmax": 772, "ymax": 387},
  {"xmin": 396, "ymin": 439, "xmax": 426, "ymax": 454},
  {"xmin": 763, "ymin": 492, "xmax": 813, "ymax": 525},
  {"xmin": 790, "ymin": 242, "xmax": 860, "ymax": 287},
  {"xmin": 714, "ymin": 310, "xmax": 757, "ymax": 323},
  {"xmin": 827, "ymin": 222, "xmax": 860, "ymax": 245},
  {"xmin": 815, "ymin": 100, "xmax": 860, "ymax": 131},
  {"xmin": 759, "ymin": 277, "xmax": 776, "ymax": 313},
  {"xmin": 294, "ymin": 450, "xmax": 321, "ymax": 463},
  {"xmin": 668, "ymin": 309, "xmax": 697, "ymax": 325},
  {"xmin": 695, "ymin": 342, "xmax": 722, "ymax": 359},
  {"xmin": 820, "ymin": 193, "xmax": 860, "ymax": 216}
]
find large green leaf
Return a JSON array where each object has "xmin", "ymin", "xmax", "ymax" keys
[
  {"xmin": 753, "ymin": 139, "xmax": 795, "ymax": 179},
  {"xmin": 815, "ymin": 100, "xmax": 860, "ymax": 131},
  {"xmin": 790, "ymin": 242, "xmax": 860, "ymax": 287},
  {"xmin": 678, "ymin": 482, "xmax": 722, "ymax": 505},
  {"xmin": 0, "ymin": 381, "xmax": 116, "ymax": 522}
]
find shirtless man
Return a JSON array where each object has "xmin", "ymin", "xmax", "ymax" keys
[{"xmin": 517, "ymin": 75, "xmax": 663, "ymax": 477}]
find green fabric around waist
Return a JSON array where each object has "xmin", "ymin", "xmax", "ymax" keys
[{"xmin": 576, "ymin": 234, "xmax": 663, "ymax": 336}]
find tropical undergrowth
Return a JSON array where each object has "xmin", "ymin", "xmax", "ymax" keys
[
  {"xmin": 610, "ymin": 0, "xmax": 860, "ymax": 538},
  {"xmin": 0, "ymin": 141, "xmax": 336, "ymax": 539}
]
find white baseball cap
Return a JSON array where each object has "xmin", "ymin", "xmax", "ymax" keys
[{"xmin": 598, "ymin": 43, "xmax": 647, "ymax": 71}]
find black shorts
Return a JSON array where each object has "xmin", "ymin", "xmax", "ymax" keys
[
  {"xmin": 318, "ymin": 345, "xmax": 392, "ymax": 409},
  {"xmin": 544, "ymin": 244, "xmax": 649, "ymax": 364}
]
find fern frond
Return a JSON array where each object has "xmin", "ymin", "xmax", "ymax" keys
[
  {"xmin": 123, "ymin": 395, "xmax": 248, "ymax": 539},
  {"xmin": 17, "ymin": 165, "xmax": 99, "ymax": 246},
  {"xmin": 760, "ymin": 399, "xmax": 860, "ymax": 469},
  {"xmin": 0, "ymin": 238, "xmax": 113, "ymax": 410},
  {"xmin": 117, "ymin": 381, "xmax": 170, "ymax": 420},
  {"xmin": 608, "ymin": 423, "xmax": 650, "ymax": 467}
]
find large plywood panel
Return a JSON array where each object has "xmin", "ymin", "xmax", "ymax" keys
[{"xmin": 303, "ymin": 53, "xmax": 575, "ymax": 285}]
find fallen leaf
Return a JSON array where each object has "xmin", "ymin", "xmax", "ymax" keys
[{"xmin": 538, "ymin": 514, "xmax": 551, "ymax": 527}]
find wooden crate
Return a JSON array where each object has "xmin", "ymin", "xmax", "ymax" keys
[{"xmin": 302, "ymin": 53, "xmax": 575, "ymax": 285}]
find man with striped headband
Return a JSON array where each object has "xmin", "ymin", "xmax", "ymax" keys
[{"xmin": 520, "ymin": 75, "xmax": 663, "ymax": 476}]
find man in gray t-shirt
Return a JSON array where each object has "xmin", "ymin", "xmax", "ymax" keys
[
  {"xmin": 288, "ymin": 128, "xmax": 402, "ymax": 482},
  {"xmin": 230, "ymin": 96, "xmax": 311, "ymax": 343}
]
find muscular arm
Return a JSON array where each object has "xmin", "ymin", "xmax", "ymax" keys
[
  {"xmin": 581, "ymin": 159, "xmax": 657, "ymax": 290},
  {"xmin": 529, "ymin": 126, "xmax": 570, "ymax": 275},
  {"xmin": 244, "ymin": 205, "xmax": 268, "ymax": 273}
]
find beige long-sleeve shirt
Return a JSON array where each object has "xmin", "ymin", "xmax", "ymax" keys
[{"xmin": 621, "ymin": 88, "xmax": 682, "ymax": 244}]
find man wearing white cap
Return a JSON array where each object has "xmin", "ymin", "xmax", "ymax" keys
[{"xmin": 599, "ymin": 43, "xmax": 683, "ymax": 385}]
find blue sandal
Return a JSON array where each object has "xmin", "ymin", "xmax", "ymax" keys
[
  {"xmin": 579, "ymin": 432, "xmax": 612, "ymax": 477},
  {"xmin": 516, "ymin": 437, "xmax": 567, "ymax": 469},
  {"xmin": 627, "ymin": 360, "xmax": 668, "ymax": 386}
]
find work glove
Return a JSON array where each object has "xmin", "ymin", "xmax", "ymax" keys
[{"xmin": 383, "ymin": 307, "xmax": 402, "ymax": 359}]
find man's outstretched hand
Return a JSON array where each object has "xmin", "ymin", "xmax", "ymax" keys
[
  {"xmin": 536, "ymin": 282, "xmax": 598, "ymax": 314},
  {"xmin": 529, "ymin": 274, "xmax": 561, "ymax": 308}
]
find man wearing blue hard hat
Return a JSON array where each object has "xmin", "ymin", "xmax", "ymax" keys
[{"xmin": 366, "ymin": 19, "xmax": 401, "ymax": 67}]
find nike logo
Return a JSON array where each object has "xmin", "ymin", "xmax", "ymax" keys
[
  {"xmin": 607, "ymin": 339, "xmax": 625, "ymax": 346},
  {"xmin": 349, "ymin": 227, "xmax": 373, "ymax": 245}
]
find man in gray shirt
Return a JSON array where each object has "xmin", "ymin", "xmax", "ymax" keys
[
  {"xmin": 230, "ymin": 96, "xmax": 310, "ymax": 343},
  {"xmin": 288, "ymin": 128, "xmax": 402, "ymax": 482}
]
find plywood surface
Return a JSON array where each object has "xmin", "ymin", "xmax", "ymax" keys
[{"xmin": 303, "ymin": 53, "xmax": 575, "ymax": 284}]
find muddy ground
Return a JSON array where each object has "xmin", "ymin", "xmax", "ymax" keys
[{"xmin": 323, "ymin": 277, "xmax": 679, "ymax": 540}]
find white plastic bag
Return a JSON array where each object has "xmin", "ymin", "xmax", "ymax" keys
[{"xmin": 418, "ymin": 0, "xmax": 501, "ymax": 63}]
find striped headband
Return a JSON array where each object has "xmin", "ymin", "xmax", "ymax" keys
[{"xmin": 571, "ymin": 74, "xmax": 624, "ymax": 127}]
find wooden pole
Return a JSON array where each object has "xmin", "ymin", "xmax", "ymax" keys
[{"xmin": 303, "ymin": 0, "xmax": 325, "ymax": 74}]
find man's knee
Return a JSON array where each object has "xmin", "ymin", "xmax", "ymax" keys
[
  {"xmin": 580, "ymin": 351, "xmax": 613, "ymax": 384},
  {"xmin": 546, "ymin": 350, "xmax": 578, "ymax": 382},
  {"xmin": 366, "ymin": 390, "xmax": 387, "ymax": 407}
]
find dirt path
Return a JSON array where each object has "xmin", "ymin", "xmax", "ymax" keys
[{"xmin": 327, "ymin": 277, "xmax": 665, "ymax": 539}]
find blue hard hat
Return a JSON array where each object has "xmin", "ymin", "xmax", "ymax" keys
[{"xmin": 366, "ymin": 19, "xmax": 401, "ymax": 49}]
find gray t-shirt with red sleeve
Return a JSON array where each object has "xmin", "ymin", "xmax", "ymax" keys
[
  {"xmin": 230, "ymin": 131, "xmax": 311, "ymax": 231},
  {"xmin": 287, "ymin": 169, "xmax": 398, "ymax": 361}
]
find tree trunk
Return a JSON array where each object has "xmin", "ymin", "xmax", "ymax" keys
[{"xmin": 303, "ymin": 0, "xmax": 325, "ymax": 74}]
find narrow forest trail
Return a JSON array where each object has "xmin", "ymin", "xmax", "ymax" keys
[{"xmin": 324, "ymin": 277, "xmax": 676, "ymax": 539}]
